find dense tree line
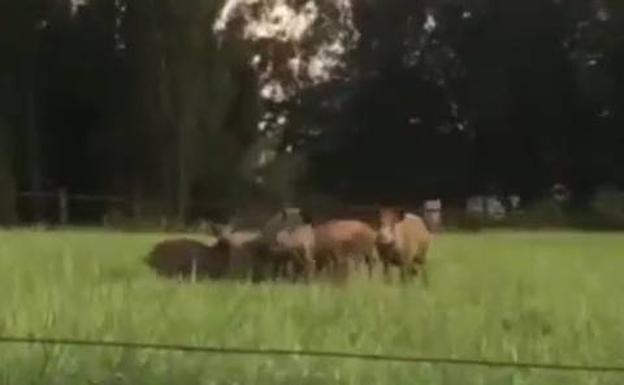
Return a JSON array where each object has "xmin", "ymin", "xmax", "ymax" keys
[{"xmin": 1, "ymin": 0, "xmax": 623, "ymax": 225}]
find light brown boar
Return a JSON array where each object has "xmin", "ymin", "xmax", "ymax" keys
[
  {"xmin": 377, "ymin": 207, "xmax": 432, "ymax": 285},
  {"xmin": 312, "ymin": 219, "xmax": 379, "ymax": 280},
  {"xmin": 216, "ymin": 207, "xmax": 312, "ymax": 282},
  {"xmin": 272, "ymin": 224, "xmax": 316, "ymax": 281},
  {"xmin": 256, "ymin": 207, "xmax": 317, "ymax": 281}
]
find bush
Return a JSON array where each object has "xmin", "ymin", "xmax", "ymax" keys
[
  {"xmin": 591, "ymin": 185, "xmax": 624, "ymax": 221},
  {"xmin": 516, "ymin": 196, "xmax": 567, "ymax": 227}
]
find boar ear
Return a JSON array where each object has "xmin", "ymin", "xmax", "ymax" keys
[{"xmin": 220, "ymin": 223, "xmax": 234, "ymax": 237}]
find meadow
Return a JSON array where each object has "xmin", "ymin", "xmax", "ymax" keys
[{"xmin": 0, "ymin": 229, "xmax": 623, "ymax": 384}]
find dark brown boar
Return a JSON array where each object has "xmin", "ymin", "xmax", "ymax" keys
[
  {"xmin": 145, "ymin": 238, "xmax": 230, "ymax": 280},
  {"xmin": 215, "ymin": 227, "xmax": 264, "ymax": 281}
]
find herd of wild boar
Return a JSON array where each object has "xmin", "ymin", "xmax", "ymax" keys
[{"xmin": 144, "ymin": 206, "xmax": 433, "ymax": 285}]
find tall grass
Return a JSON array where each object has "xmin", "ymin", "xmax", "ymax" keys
[{"xmin": 0, "ymin": 229, "xmax": 623, "ymax": 384}]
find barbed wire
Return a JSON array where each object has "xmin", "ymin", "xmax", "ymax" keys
[{"xmin": 1, "ymin": 336, "xmax": 623, "ymax": 374}]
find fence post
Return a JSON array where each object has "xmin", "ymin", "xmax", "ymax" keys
[
  {"xmin": 132, "ymin": 193, "xmax": 142, "ymax": 223},
  {"xmin": 132, "ymin": 181, "xmax": 143, "ymax": 223},
  {"xmin": 424, "ymin": 199, "xmax": 442, "ymax": 232},
  {"xmin": 58, "ymin": 188, "xmax": 68, "ymax": 225}
]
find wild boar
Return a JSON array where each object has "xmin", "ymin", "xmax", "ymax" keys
[{"xmin": 377, "ymin": 207, "xmax": 432, "ymax": 285}]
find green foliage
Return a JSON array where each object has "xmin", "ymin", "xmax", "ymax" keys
[
  {"xmin": 3, "ymin": 0, "xmax": 624, "ymax": 220},
  {"xmin": 591, "ymin": 185, "xmax": 624, "ymax": 221},
  {"xmin": 0, "ymin": 230, "xmax": 624, "ymax": 384}
]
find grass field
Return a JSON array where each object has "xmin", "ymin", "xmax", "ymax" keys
[{"xmin": 0, "ymin": 229, "xmax": 623, "ymax": 384}]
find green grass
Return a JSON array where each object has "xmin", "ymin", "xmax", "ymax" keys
[{"xmin": 0, "ymin": 229, "xmax": 623, "ymax": 384}]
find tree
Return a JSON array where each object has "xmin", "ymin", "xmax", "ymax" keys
[
  {"xmin": 120, "ymin": 0, "xmax": 257, "ymax": 223},
  {"xmin": 0, "ymin": 0, "xmax": 48, "ymax": 224},
  {"xmin": 213, "ymin": 0, "xmax": 360, "ymax": 204}
]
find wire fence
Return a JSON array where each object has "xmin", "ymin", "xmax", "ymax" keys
[
  {"xmin": 16, "ymin": 189, "xmax": 624, "ymax": 232},
  {"xmin": 1, "ymin": 336, "xmax": 624, "ymax": 374},
  {"xmin": 16, "ymin": 190, "xmax": 233, "ymax": 228},
  {"xmin": 15, "ymin": 190, "xmax": 445, "ymax": 231}
]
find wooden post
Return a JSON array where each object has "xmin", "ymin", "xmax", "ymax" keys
[
  {"xmin": 479, "ymin": 196, "xmax": 485, "ymax": 223},
  {"xmin": 58, "ymin": 188, "xmax": 68, "ymax": 225},
  {"xmin": 132, "ymin": 180, "xmax": 143, "ymax": 223},
  {"xmin": 424, "ymin": 199, "xmax": 442, "ymax": 232},
  {"xmin": 132, "ymin": 194, "xmax": 142, "ymax": 226},
  {"xmin": 191, "ymin": 257, "xmax": 197, "ymax": 284}
]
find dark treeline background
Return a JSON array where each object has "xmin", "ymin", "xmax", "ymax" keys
[{"xmin": 1, "ymin": 0, "xmax": 623, "ymax": 227}]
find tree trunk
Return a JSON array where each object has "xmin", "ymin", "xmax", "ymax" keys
[
  {"xmin": 176, "ymin": 115, "xmax": 189, "ymax": 226},
  {"xmin": 26, "ymin": 88, "xmax": 43, "ymax": 220},
  {"xmin": 0, "ymin": 120, "xmax": 17, "ymax": 226}
]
